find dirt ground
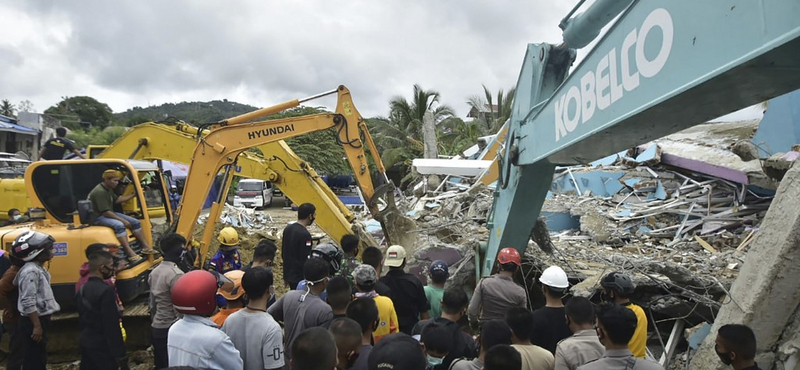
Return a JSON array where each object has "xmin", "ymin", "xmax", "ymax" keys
[{"xmin": 2, "ymin": 198, "xmax": 332, "ymax": 369}]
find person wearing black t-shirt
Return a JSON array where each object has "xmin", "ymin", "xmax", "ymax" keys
[
  {"xmin": 39, "ymin": 127, "xmax": 85, "ymax": 160},
  {"xmin": 531, "ymin": 266, "xmax": 573, "ymax": 354},
  {"xmin": 281, "ymin": 203, "xmax": 316, "ymax": 290}
]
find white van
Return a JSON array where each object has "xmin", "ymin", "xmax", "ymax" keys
[{"xmin": 233, "ymin": 179, "xmax": 274, "ymax": 208}]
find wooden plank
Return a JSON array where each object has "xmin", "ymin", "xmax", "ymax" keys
[
  {"xmin": 659, "ymin": 320, "xmax": 686, "ymax": 367},
  {"xmin": 694, "ymin": 235, "xmax": 718, "ymax": 254},
  {"xmin": 736, "ymin": 229, "xmax": 758, "ymax": 252}
]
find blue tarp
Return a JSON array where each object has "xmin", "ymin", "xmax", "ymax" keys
[{"xmin": 0, "ymin": 120, "xmax": 38, "ymax": 135}]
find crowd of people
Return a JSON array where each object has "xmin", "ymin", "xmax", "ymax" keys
[{"xmin": 0, "ymin": 201, "xmax": 766, "ymax": 370}]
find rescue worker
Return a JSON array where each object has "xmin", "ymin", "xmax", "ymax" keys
[
  {"xmin": 76, "ymin": 251, "xmax": 129, "ymax": 370},
  {"xmin": 38, "ymin": 127, "xmax": 85, "ymax": 160},
  {"xmin": 715, "ymin": 324, "xmax": 763, "ymax": 370},
  {"xmin": 167, "ymin": 270, "xmax": 243, "ymax": 369},
  {"xmin": 282, "ymin": 203, "xmax": 316, "ymax": 290},
  {"xmin": 296, "ymin": 243, "xmax": 344, "ymax": 294},
  {"xmin": 531, "ymin": 265, "xmax": 572, "ymax": 354},
  {"xmin": 168, "ymin": 185, "xmax": 181, "ymax": 213},
  {"xmin": 554, "ymin": 297, "xmax": 604, "ymax": 370},
  {"xmin": 1, "ymin": 208, "xmax": 26, "ymax": 227},
  {"xmin": 211, "ymin": 270, "xmax": 246, "ymax": 327},
  {"xmin": 337, "ymin": 234, "xmax": 361, "ymax": 287},
  {"xmin": 380, "ymin": 245, "xmax": 430, "ymax": 334},
  {"xmin": 209, "ymin": 227, "xmax": 242, "ymax": 274},
  {"xmin": 12, "ymin": 230, "xmax": 61, "ymax": 370},
  {"xmin": 88, "ymin": 169, "xmax": 155, "ymax": 262},
  {"xmin": 576, "ymin": 304, "xmax": 663, "ymax": 370},
  {"xmin": 0, "ymin": 244, "xmax": 26, "ymax": 370},
  {"xmin": 468, "ymin": 247, "xmax": 527, "ymax": 328},
  {"xmin": 600, "ymin": 271, "xmax": 648, "ymax": 358}
]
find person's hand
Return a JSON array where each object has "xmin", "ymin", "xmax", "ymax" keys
[
  {"xmin": 122, "ymin": 220, "xmax": 132, "ymax": 229},
  {"xmin": 31, "ymin": 325, "xmax": 43, "ymax": 342}
]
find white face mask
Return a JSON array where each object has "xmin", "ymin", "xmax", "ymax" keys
[{"xmin": 12, "ymin": 215, "xmax": 22, "ymax": 222}]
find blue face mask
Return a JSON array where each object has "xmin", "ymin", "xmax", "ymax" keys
[{"xmin": 427, "ymin": 355, "xmax": 444, "ymax": 367}]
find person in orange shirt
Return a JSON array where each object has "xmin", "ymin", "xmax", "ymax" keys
[
  {"xmin": 352, "ymin": 264, "xmax": 398, "ymax": 342},
  {"xmin": 211, "ymin": 270, "xmax": 245, "ymax": 327}
]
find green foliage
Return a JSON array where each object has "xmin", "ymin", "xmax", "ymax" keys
[
  {"xmin": 45, "ymin": 96, "xmax": 113, "ymax": 129},
  {"xmin": 439, "ymin": 117, "xmax": 483, "ymax": 156},
  {"xmin": 113, "ymin": 99, "xmax": 259, "ymax": 127},
  {"xmin": 371, "ymin": 84, "xmax": 455, "ymax": 168},
  {"xmin": 467, "ymin": 85, "xmax": 516, "ymax": 132},
  {"xmin": 0, "ymin": 99, "xmax": 15, "ymax": 117},
  {"xmin": 67, "ymin": 126, "xmax": 128, "ymax": 148}
]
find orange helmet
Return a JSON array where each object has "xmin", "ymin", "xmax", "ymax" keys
[
  {"xmin": 497, "ymin": 247, "xmax": 521, "ymax": 267},
  {"xmin": 172, "ymin": 270, "xmax": 218, "ymax": 315}
]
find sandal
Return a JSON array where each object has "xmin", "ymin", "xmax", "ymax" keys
[
  {"xmin": 128, "ymin": 255, "xmax": 143, "ymax": 263},
  {"xmin": 141, "ymin": 248, "xmax": 159, "ymax": 255}
]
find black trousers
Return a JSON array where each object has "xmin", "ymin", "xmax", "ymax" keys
[
  {"xmin": 4, "ymin": 321, "xmax": 23, "ymax": 370},
  {"xmin": 151, "ymin": 326, "xmax": 170, "ymax": 369},
  {"xmin": 80, "ymin": 346, "xmax": 116, "ymax": 370},
  {"xmin": 18, "ymin": 316, "xmax": 49, "ymax": 370}
]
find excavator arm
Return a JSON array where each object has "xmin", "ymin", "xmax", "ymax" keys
[
  {"xmin": 483, "ymin": 0, "xmax": 800, "ymax": 275},
  {"xmin": 95, "ymin": 122, "xmax": 378, "ymax": 253},
  {"xmin": 171, "ymin": 85, "xmax": 391, "ymax": 265}
]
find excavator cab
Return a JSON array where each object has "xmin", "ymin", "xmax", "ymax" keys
[{"xmin": 0, "ymin": 159, "xmax": 168, "ymax": 307}]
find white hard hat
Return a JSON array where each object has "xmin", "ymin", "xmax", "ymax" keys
[{"xmin": 539, "ymin": 266, "xmax": 569, "ymax": 288}]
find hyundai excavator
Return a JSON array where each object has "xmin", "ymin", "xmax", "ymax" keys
[
  {"xmin": 89, "ymin": 117, "xmax": 386, "ymax": 253},
  {"xmin": 482, "ymin": 0, "xmax": 800, "ymax": 275}
]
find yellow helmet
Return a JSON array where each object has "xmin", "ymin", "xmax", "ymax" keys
[{"xmin": 217, "ymin": 227, "xmax": 239, "ymax": 246}]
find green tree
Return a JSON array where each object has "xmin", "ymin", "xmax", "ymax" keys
[
  {"xmin": 439, "ymin": 117, "xmax": 483, "ymax": 156},
  {"xmin": 372, "ymin": 84, "xmax": 455, "ymax": 167},
  {"xmin": 45, "ymin": 96, "xmax": 114, "ymax": 129},
  {"xmin": 0, "ymin": 99, "xmax": 15, "ymax": 117},
  {"xmin": 467, "ymin": 85, "xmax": 515, "ymax": 133},
  {"xmin": 67, "ymin": 126, "xmax": 128, "ymax": 148},
  {"xmin": 17, "ymin": 100, "xmax": 34, "ymax": 113}
]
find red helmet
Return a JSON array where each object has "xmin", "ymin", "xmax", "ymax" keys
[
  {"xmin": 497, "ymin": 247, "xmax": 521, "ymax": 267},
  {"xmin": 172, "ymin": 270, "xmax": 217, "ymax": 315}
]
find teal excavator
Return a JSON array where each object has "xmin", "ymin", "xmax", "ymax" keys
[{"xmin": 481, "ymin": 0, "xmax": 800, "ymax": 275}]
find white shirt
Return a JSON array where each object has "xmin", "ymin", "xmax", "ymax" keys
[{"xmin": 168, "ymin": 314, "xmax": 243, "ymax": 370}]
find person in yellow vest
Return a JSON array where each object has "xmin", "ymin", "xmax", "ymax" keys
[{"xmin": 600, "ymin": 271, "xmax": 647, "ymax": 358}]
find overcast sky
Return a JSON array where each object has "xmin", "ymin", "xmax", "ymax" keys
[{"xmin": 0, "ymin": 1, "xmax": 760, "ymax": 121}]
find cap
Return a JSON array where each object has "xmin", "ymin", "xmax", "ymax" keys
[
  {"xmin": 353, "ymin": 264, "xmax": 378, "ymax": 286},
  {"xmin": 384, "ymin": 245, "xmax": 406, "ymax": 268},
  {"xmin": 103, "ymin": 169, "xmax": 123, "ymax": 179},
  {"xmin": 368, "ymin": 333, "xmax": 426, "ymax": 370},
  {"xmin": 217, "ymin": 270, "xmax": 245, "ymax": 300},
  {"xmin": 429, "ymin": 260, "xmax": 448, "ymax": 277}
]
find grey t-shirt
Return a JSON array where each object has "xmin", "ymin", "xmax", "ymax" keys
[
  {"xmin": 222, "ymin": 309, "xmax": 285, "ymax": 370},
  {"xmin": 267, "ymin": 290, "xmax": 334, "ymax": 362}
]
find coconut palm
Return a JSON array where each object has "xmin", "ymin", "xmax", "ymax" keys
[
  {"xmin": 0, "ymin": 99, "xmax": 15, "ymax": 117},
  {"xmin": 372, "ymin": 84, "xmax": 455, "ymax": 167},
  {"xmin": 467, "ymin": 85, "xmax": 516, "ymax": 133}
]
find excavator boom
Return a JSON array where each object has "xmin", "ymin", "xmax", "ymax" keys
[
  {"xmin": 484, "ymin": 1, "xmax": 800, "ymax": 275},
  {"xmin": 95, "ymin": 122, "xmax": 378, "ymax": 253}
]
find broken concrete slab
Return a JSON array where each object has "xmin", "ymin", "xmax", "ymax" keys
[{"xmin": 689, "ymin": 160, "xmax": 800, "ymax": 370}]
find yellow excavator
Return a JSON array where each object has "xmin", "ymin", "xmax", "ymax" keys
[
  {"xmin": 89, "ymin": 118, "xmax": 385, "ymax": 252},
  {"xmin": 0, "ymin": 85, "xmax": 396, "ymax": 307}
]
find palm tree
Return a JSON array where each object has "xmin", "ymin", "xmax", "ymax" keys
[
  {"xmin": 439, "ymin": 117, "xmax": 484, "ymax": 156},
  {"xmin": 467, "ymin": 85, "xmax": 516, "ymax": 133},
  {"xmin": 372, "ymin": 84, "xmax": 455, "ymax": 167},
  {"xmin": 0, "ymin": 99, "xmax": 15, "ymax": 117}
]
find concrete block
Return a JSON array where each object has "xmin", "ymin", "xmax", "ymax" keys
[{"xmin": 689, "ymin": 161, "xmax": 800, "ymax": 370}]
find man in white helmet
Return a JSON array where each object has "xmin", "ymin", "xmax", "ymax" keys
[{"xmin": 531, "ymin": 265, "xmax": 572, "ymax": 354}]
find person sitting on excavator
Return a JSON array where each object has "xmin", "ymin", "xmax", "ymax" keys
[
  {"xmin": 208, "ymin": 227, "xmax": 242, "ymax": 274},
  {"xmin": 88, "ymin": 169, "xmax": 155, "ymax": 262}
]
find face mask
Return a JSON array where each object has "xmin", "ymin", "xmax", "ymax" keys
[
  {"xmin": 600, "ymin": 291, "xmax": 614, "ymax": 303},
  {"xmin": 427, "ymin": 355, "xmax": 444, "ymax": 367},
  {"xmin": 345, "ymin": 351, "xmax": 359, "ymax": 368},
  {"xmin": 101, "ymin": 266, "xmax": 115, "ymax": 280},
  {"xmin": 12, "ymin": 215, "xmax": 22, "ymax": 222},
  {"xmin": 715, "ymin": 345, "xmax": 733, "ymax": 365}
]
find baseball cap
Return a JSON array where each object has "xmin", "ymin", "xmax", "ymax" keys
[
  {"xmin": 368, "ymin": 333, "xmax": 426, "ymax": 370},
  {"xmin": 217, "ymin": 270, "xmax": 245, "ymax": 300},
  {"xmin": 429, "ymin": 260, "xmax": 448, "ymax": 277},
  {"xmin": 353, "ymin": 264, "xmax": 377, "ymax": 286},
  {"xmin": 384, "ymin": 245, "xmax": 406, "ymax": 268}
]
